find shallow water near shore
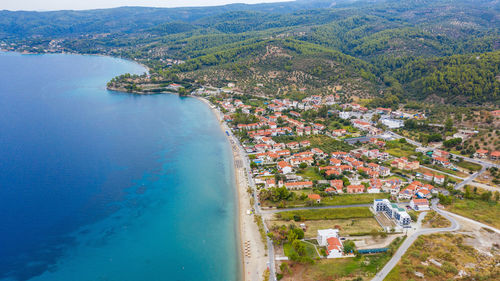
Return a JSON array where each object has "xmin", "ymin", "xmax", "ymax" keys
[{"xmin": 0, "ymin": 51, "xmax": 240, "ymax": 281}]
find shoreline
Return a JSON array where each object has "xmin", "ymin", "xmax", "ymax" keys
[
  {"xmin": 195, "ymin": 96, "xmax": 268, "ymax": 281},
  {"xmin": 0, "ymin": 49, "xmax": 151, "ymax": 74}
]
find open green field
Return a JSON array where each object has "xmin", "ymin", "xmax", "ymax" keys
[
  {"xmin": 456, "ymin": 160, "xmax": 482, "ymax": 172},
  {"xmin": 270, "ymin": 218, "xmax": 382, "ymax": 238},
  {"xmin": 276, "ymin": 207, "xmax": 373, "ymax": 221},
  {"xmin": 385, "ymin": 148, "xmax": 415, "ymax": 158},
  {"xmin": 283, "ymin": 241, "xmax": 319, "ymax": 259},
  {"xmin": 262, "ymin": 192, "xmax": 389, "ymax": 208},
  {"xmin": 447, "ymin": 199, "xmax": 500, "ymax": 229},
  {"xmin": 296, "ymin": 167, "xmax": 324, "ymax": 181},
  {"xmin": 321, "ymin": 193, "xmax": 389, "ymax": 206}
]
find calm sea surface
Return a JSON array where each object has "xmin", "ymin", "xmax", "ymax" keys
[{"xmin": 0, "ymin": 51, "xmax": 239, "ymax": 281}]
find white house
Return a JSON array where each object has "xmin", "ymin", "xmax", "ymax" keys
[
  {"xmin": 317, "ymin": 229, "xmax": 340, "ymax": 246},
  {"xmin": 410, "ymin": 198, "xmax": 430, "ymax": 211},
  {"xmin": 317, "ymin": 229, "xmax": 343, "ymax": 258}
]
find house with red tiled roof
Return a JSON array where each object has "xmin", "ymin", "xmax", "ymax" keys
[
  {"xmin": 347, "ymin": 184, "xmax": 364, "ymax": 194},
  {"xmin": 286, "ymin": 142, "xmax": 300, "ymax": 150},
  {"xmin": 410, "ymin": 198, "xmax": 430, "ymax": 211},
  {"xmin": 325, "ymin": 169, "xmax": 341, "ymax": 177},
  {"xmin": 491, "ymin": 151, "xmax": 500, "ymax": 160},
  {"xmin": 308, "ymin": 194, "xmax": 321, "ymax": 203},
  {"xmin": 326, "ymin": 237, "xmax": 343, "ymax": 258},
  {"xmin": 290, "ymin": 157, "xmax": 314, "ymax": 167},
  {"xmin": 277, "ymin": 161, "xmax": 293, "ymax": 174},
  {"xmin": 330, "ymin": 158, "xmax": 342, "ymax": 166},
  {"xmin": 434, "ymin": 174, "xmax": 445, "ymax": 185},
  {"xmin": 474, "ymin": 149, "xmax": 489, "ymax": 159},
  {"xmin": 300, "ymin": 140, "xmax": 311, "ymax": 147},
  {"xmin": 285, "ymin": 181, "xmax": 313, "ymax": 190}
]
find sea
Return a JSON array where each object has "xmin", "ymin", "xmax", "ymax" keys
[{"xmin": 0, "ymin": 51, "xmax": 240, "ymax": 281}]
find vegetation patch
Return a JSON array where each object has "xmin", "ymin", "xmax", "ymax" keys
[
  {"xmin": 276, "ymin": 207, "xmax": 373, "ymax": 221},
  {"xmin": 385, "ymin": 234, "xmax": 499, "ymax": 281}
]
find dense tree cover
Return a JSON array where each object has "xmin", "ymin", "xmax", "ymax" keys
[
  {"xmin": 395, "ymin": 51, "xmax": 500, "ymax": 105},
  {"xmin": 2, "ymin": 0, "xmax": 499, "ymax": 104}
]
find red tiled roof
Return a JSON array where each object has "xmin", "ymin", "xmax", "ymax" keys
[{"xmin": 308, "ymin": 194, "xmax": 321, "ymax": 200}]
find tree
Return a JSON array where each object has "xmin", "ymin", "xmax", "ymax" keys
[
  {"xmin": 178, "ymin": 87, "xmax": 188, "ymax": 96},
  {"xmin": 299, "ymin": 163, "xmax": 308, "ymax": 169},
  {"xmin": 480, "ymin": 191, "xmax": 492, "ymax": 202},
  {"xmin": 445, "ymin": 118, "xmax": 453, "ymax": 132},
  {"xmin": 293, "ymin": 228, "xmax": 305, "ymax": 239},
  {"xmin": 343, "ymin": 240, "xmax": 356, "ymax": 254}
]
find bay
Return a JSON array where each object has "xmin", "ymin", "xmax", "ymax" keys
[{"xmin": 0, "ymin": 51, "xmax": 239, "ymax": 281}]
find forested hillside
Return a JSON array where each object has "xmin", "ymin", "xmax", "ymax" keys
[{"xmin": 1, "ymin": 0, "xmax": 499, "ymax": 105}]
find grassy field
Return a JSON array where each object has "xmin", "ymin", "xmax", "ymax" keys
[
  {"xmin": 272, "ymin": 135, "xmax": 354, "ymax": 153},
  {"xmin": 456, "ymin": 160, "xmax": 482, "ymax": 172},
  {"xmin": 283, "ymin": 241, "xmax": 319, "ymax": 259},
  {"xmin": 296, "ymin": 167, "xmax": 324, "ymax": 181},
  {"xmin": 422, "ymin": 211, "xmax": 451, "ymax": 228},
  {"xmin": 422, "ymin": 165, "xmax": 469, "ymax": 178},
  {"xmin": 384, "ymin": 234, "xmax": 499, "ymax": 281},
  {"xmin": 385, "ymin": 148, "xmax": 415, "ymax": 158},
  {"xmin": 276, "ymin": 207, "xmax": 373, "ymax": 221},
  {"xmin": 270, "ymin": 218, "xmax": 382, "ymax": 238},
  {"xmin": 321, "ymin": 193, "xmax": 389, "ymax": 206},
  {"xmin": 447, "ymin": 199, "xmax": 500, "ymax": 229},
  {"xmin": 262, "ymin": 192, "xmax": 389, "ymax": 208},
  {"xmin": 280, "ymin": 237, "xmax": 405, "ymax": 281}
]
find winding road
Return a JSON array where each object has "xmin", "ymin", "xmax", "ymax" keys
[{"xmin": 371, "ymin": 200, "xmax": 460, "ymax": 281}]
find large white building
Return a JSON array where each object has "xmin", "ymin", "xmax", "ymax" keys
[
  {"xmin": 381, "ymin": 118, "xmax": 404, "ymax": 129},
  {"xmin": 373, "ymin": 199, "xmax": 411, "ymax": 227}
]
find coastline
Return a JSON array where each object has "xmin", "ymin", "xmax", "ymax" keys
[
  {"xmin": 195, "ymin": 96, "xmax": 268, "ymax": 281},
  {"xmin": 0, "ymin": 49, "xmax": 151, "ymax": 75}
]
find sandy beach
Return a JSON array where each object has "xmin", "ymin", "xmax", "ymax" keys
[{"xmin": 196, "ymin": 97, "xmax": 268, "ymax": 281}]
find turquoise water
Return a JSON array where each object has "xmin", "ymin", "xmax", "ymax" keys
[{"xmin": 0, "ymin": 52, "xmax": 240, "ymax": 281}]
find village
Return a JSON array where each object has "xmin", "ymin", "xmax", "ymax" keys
[{"xmin": 194, "ymin": 84, "xmax": 500, "ymax": 281}]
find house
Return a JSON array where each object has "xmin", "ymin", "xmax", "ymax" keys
[
  {"xmin": 391, "ymin": 157, "xmax": 420, "ymax": 170},
  {"xmin": 432, "ymin": 156, "xmax": 451, "ymax": 168},
  {"xmin": 474, "ymin": 149, "xmax": 489, "ymax": 159},
  {"xmin": 410, "ymin": 198, "xmax": 430, "ymax": 211},
  {"xmin": 277, "ymin": 161, "xmax": 293, "ymax": 174},
  {"xmin": 265, "ymin": 179, "xmax": 276, "ymax": 188},
  {"xmin": 308, "ymin": 194, "xmax": 321, "ymax": 203},
  {"xmin": 317, "ymin": 229, "xmax": 340, "ymax": 246},
  {"xmin": 416, "ymin": 189, "xmax": 432, "ymax": 199},
  {"xmin": 330, "ymin": 180, "xmax": 344, "ymax": 193},
  {"xmin": 300, "ymin": 140, "xmax": 311, "ymax": 147},
  {"xmin": 312, "ymin": 148, "xmax": 326, "ymax": 158},
  {"xmin": 491, "ymin": 151, "xmax": 500, "ymax": 161},
  {"xmin": 434, "ymin": 174, "xmax": 445, "ymax": 185},
  {"xmin": 423, "ymin": 172, "xmax": 434, "ymax": 182},
  {"xmin": 290, "ymin": 157, "xmax": 314, "ymax": 167},
  {"xmin": 326, "ymin": 237, "xmax": 343, "ymax": 258},
  {"xmin": 284, "ymin": 181, "xmax": 313, "ymax": 190},
  {"xmin": 286, "ymin": 142, "xmax": 300, "ymax": 150},
  {"xmin": 325, "ymin": 169, "xmax": 341, "ymax": 177},
  {"xmin": 330, "ymin": 158, "xmax": 342, "ymax": 166},
  {"xmin": 379, "ymin": 167, "xmax": 390, "ymax": 177},
  {"xmin": 433, "ymin": 150, "xmax": 449, "ymax": 159},
  {"xmin": 346, "ymin": 184, "xmax": 364, "ymax": 194}
]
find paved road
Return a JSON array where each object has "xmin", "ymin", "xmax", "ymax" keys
[
  {"xmin": 261, "ymin": 203, "xmax": 372, "ymax": 214},
  {"xmin": 386, "ymin": 130, "xmax": 500, "ymax": 169},
  {"xmin": 454, "ymin": 165, "xmax": 487, "ymax": 190},
  {"xmin": 421, "ymin": 165, "xmax": 466, "ymax": 180},
  {"xmin": 439, "ymin": 209, "xmax": 500, "ymax": 234},
  {"xmin": 372, "ymin": 201, "xmax": 460, "ymax": 281}
]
